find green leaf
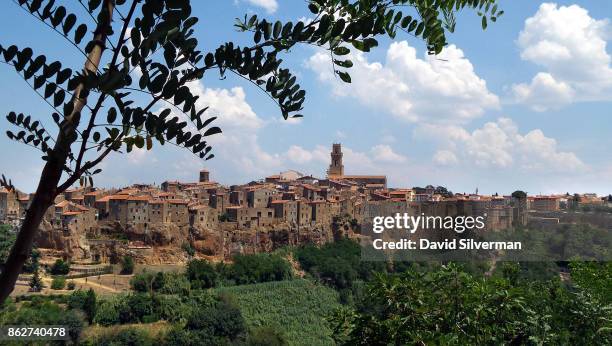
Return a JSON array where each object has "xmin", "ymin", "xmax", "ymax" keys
[
  {"xmin": 333, "ymin": 46, "xmax": 350, "ymax": 56},
  {"xmin": 481, "ymin": 16, "xmax": 488, "ymax": 30},
  {"xmin": 203, "ymin": 126, "xmax": 222, "ymax": 136},
  {"xmin": 308, "ymin": 3, "xmax": 319, "ymax": 14},
  {"xmin": 336, "ymin": 71, "xmax": 351, "ymax": 83},
  {"xmin": 107, "ymin": 107, "xmax": 117, "ymax": 123},
  {"xmin": 62, "ymin": 14, "xmax": 76, "ymax": 35},
  {"xmin": 53, "ymin": 90, "xmax": 65, "ymax": 107},
  {"xmin": 74, "ymin": 24, "xmax": 88, "ymax": 44}
]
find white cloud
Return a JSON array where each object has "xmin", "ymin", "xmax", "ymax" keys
[
  {"xmin": 512, "ymin": 3, "xmax": 612, "ymax": 110},
  {"xmin": 511, "ymin": 72, "xmax": 574, "ymax": 111},
  {"xmin": 306, "ymin": 41, "xmax": 499, "ymax": 124},
  {"xmin": 284, "ymin": 145, "xmax": 328, "ymax": 165},
  {"xmin": 127, "ymin": 147, "xmax": 157, "ymax": 165},
  {"xmin": 433, "ymin": 150, "xmax": 458, "ymax": 166},
  {"xmin": 243, "ymin": 0, "xmax": 278, "ymax": 13},
  {"xmin": 370, "ymin": 144, "xmax": 407, "ymax": 163},
  {"xmin": 416, "ymin": 118, "xmax": 586, "ymax": 172},
  {"xmin": 186, "ymin": 82, "xmax": 262, "ymax": 130}
]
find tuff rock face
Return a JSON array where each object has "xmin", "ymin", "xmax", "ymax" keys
[{"xmin": 34, "ymin": 216, "xmax": 358, "ymax": 264}]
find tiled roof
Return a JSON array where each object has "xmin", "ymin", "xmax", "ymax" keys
[
  {"xmin": 62, "ymin": 211, "xmax": 83, "ymax": 216},
  {"xmin": 95, "ymin": 196, "xmax": 111, "ymax": 203},
  {"xmin": 128, "ymin": 196, "xmax": 150, "ymax": 202}
]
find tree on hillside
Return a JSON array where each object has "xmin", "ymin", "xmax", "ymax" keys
[{"xmin": 0, "ymin": 0, "xmax": 502, "ymax": 302}]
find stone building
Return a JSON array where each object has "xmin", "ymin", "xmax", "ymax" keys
[
  {"xmin": 166, "ymin": 199, "xmax": 189, "ymax": 227},
  {"xmin": 0, "ymin": 187, "xmax": 20, "ymax": 222},
  {"xmin": 127, "ymin": 196, "xmax": 149, "ymax": 225},
  {"xmin": 108, "ymin": 195, "xmax": 129, "ymax": 224},
  {"xmin": 189, "ymin": 204, "xmax": 218, "ymax": 229},
  {"xmin": 148, "ymin": 200, "xmax": 166, "ymax": 224},
  {"xmin": 532, "ymin": 196, "xmax": 560, "ymax": 211},
  {"xmin": 271, "ymin": 199, "xmax": 298, "ymax": 224},
  {"xmin": 246, "ymin": 187, "xmax": 276, "ymax": 208}
]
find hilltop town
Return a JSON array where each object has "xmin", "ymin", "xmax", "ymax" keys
[{"xmin": 1, "ymin": 143, "xmax": 611, "ymax": 265}]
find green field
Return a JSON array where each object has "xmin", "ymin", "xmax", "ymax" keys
[{"xmin": 216, "ymin": 279, "xmax": 340, "ymax": 346}]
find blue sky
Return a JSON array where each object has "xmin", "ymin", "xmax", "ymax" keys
[{"xmin": 0, "ymin": 1, "xmax": 611, "ymax": 195}]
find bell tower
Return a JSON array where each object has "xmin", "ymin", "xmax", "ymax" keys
[{"xmin": 327, "ymin": 143, "xmax": 344, "ymax": 178}]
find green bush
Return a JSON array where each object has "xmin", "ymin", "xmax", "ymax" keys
[
  {"xmin": 95, "ymin": 327, "xmax": 153, "ymax": 346},
  {"xmin": 29, "ymin": 269, "xmax": 44, "ymax": 291},
  {"xmin": 66, "ymin": 281, "xmax": 76, "ymax": 290},
  {"xmin": 295, "ymin": 239, "xmax": 385, "ymax": 289},
  {"xmin": 186, "ymin": 300, "xmax": 246, "ymax": 342},
  {"xmin": 50, "ymin": 258, "xmax": 70, "ymax": 275},
  {"xmin": 223, "ymin": 253, "xmax": 292, "ymax": 285},
  {"xmin": 50, "ymin": 276, "xmax": 66, "ymax": 290},
  {"xmin": 247, "ymin": 326, "xmax": 288, "ymax": 346},
  {"xmin": 93, "ymin": 297, "xmax": 120, "ymax": 326},
  {"xmin": 186, "ymin": 259, "xmax": 218, "ymax": 289},
  {"xmin": 328, "ymin": 263, "xmax": 612, "ymax": 345},
  {"xmin": 121, "ymin": 256, "xmax": 135, "ymax": 275}
]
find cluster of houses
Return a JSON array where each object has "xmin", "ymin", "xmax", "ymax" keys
[{"xmin": 2, "ymin": 145, "xmax": 611, "ymax": 237}]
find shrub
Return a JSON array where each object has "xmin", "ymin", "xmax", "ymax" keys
[
  {"xmin": 66, "ymin": 281, "xmax": 76, "ymax": 290},
  {"xmin": 158, "ymin": 272, "xmax": 191, "ymax": 295},
  {"xmin": 50, "ymin": 276, "xmax": 66, "ymax": 290},
  {"xmin": 93, "ymin": 298, "xmax": 120, "ymax": 326},
  {"xmin": 186, "ymin": 259, "xmax": 218, "ymax": 289},
  {"xmin": 50, "ymin": 259, "xmax": 70, "ymax": 275},
  {"xmin": 182, "ymin": 242, "xmax": 195, "ymax": 257},
  {"xmin": 130, "ymin": 272, "xmax": 156, "ymax": 293},
  {"xmin": 120, "ymin": 256, "xmax": 135, "ymax": 275},
  {"xmin": 186, "ymin": 300, "xmax": 246, "ymax": 341},
  {"xmin": 295, "ymin": 239, "xmax": 385, "ymax": 289},
  {"xmin": 224, "ymin": 253, "xmax": 292, "ymax": 285},
  {"xmin": 29, "ymin": 269, "xmax": 44, "ymax": 291},
  {"xmin": 83, "ymin": 289, "xmax": 97, "ymax": 324},
  {"xmin": 96, "ymin": 328, "xmax": 153, "ymax": 346},
  {"xmin": 247, "ymin": 326, "xmax": 288, "ymax": 346}
]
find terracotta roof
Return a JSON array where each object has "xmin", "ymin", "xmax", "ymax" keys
[
  {"xmin": 95, "ymin": 196, "xmax": 111, "ymax": 203},
  {"xmin": 301, "ymin": 184, "xmax": 321, "ymax": 192},
  {"xmin": 167, "ymin": 199, "xmax": 188, "ymax": 205},
  {"xmin": 149, "ymin": 199, "xmax": 165, "ymax": 204},
  {"xmin": 270, "ymin": 199, "xmax": 290, "ymax": 204},
  {"xmin": 128, "ymin": 196, "xmax": 150, "ymax": 202},
  {"xmin": 55, "ymin": 200, "xmax": 71, "ymax": 208},
  {"xmin": 109, "ymin": 195, "xmax": 129, "ymax": 200},
  {"xmin": 75, "ymin": 204, "xmax": 90, "ymax": 212}
]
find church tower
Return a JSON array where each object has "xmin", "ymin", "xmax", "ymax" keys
[{"xmin": 327, "ymin": 143, "xmax": 344, "ymax": 177}]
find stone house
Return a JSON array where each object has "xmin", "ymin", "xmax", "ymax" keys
[
  {"xmin": 148, "ymin": 200, "xmax": 166, "ymax": 224},
  {"xmin": 127, "ymin": 196, "xmax": 149, "ymax": 225},
  {"xmin": 189, "ymin": 204, "xmax": 218, "ymax": 229},
  {"xmin": 0, "ymin": 188, "xmax": 20, "ymax": 222},
  {"xmin": 166, "ymin": 199, "xmax": 189, "ymax": 227},
  {"xmin": 271, "ymin": 199, "xmax": 298, "ymax": 224},
  {"xmin": 297, "ymin": 200, "xmax": 312, "ymax": 226},
  {"xmin": 108, "ymin": 195, "xmax": 129, "ymax": 224}
]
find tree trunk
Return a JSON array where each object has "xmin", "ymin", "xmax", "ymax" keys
[{"xmin": 0, "ymin": 0, "xmax": 114, "ymax": 304}]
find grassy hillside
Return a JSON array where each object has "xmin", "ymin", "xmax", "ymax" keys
[{"xmin": 216, "ymin": 279, "xmax": 340, "ymax": 346}]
